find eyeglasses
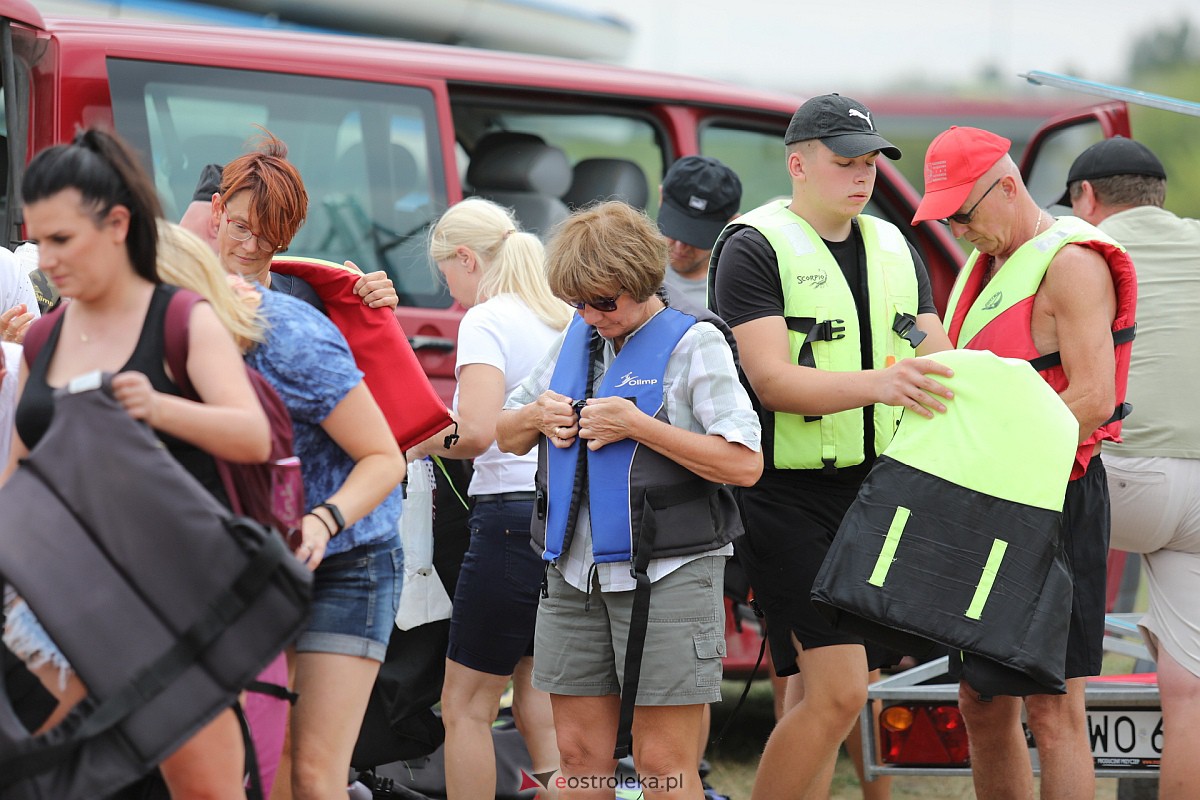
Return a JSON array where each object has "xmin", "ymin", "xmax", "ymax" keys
[
  {"xmin": 567, "ymin": 289, "xmax": 624, "ymax": 313},
  {"xmin": 940, "ymin": 178, "xmax": 1001, "ymax": 226},
  {"xmin": 223, "ymin": 211, "xmax": 282, "ymax": 253}
]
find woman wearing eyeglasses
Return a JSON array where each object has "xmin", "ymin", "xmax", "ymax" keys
[
  {"xmin": 405, "ymin": 198, "xmax": 569, "ymax": 799},
  {"xmin": 207, "ymin": 133, "xmax": 407, "ymax": 800},
  {"xmin": 496, "ymin": 201, "xmax": 762, "ymax": 800}
]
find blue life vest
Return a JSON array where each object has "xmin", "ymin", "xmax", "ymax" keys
[{"xmin": 534, "ymin": 307, "xmax": 741, "ymax": 565}]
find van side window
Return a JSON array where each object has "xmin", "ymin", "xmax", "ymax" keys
[
  {"xmin": 454, "ymin": 105, "xmax": 663, "ymax": 229},
  {"xmin": 105, "ymin": 60, "xmax": 450, "ymax": 308},
  {"xmin": 698, "ymin": 123, "xmax": 792, "ymax": 211}
]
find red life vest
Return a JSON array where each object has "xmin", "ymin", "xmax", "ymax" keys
[{"xmin": 944, "ymin": 217, "xmax": 1137, "ymax": 480}]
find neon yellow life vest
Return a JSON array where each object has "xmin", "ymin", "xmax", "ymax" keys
[{"xmin": 724, "ymin": 200, "xmax": 921, "ymax": 470}]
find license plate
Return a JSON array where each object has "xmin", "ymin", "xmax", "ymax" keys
[{"xmin": 1087, "ymin": 709, "xmax": 1162, "ymax": 768}]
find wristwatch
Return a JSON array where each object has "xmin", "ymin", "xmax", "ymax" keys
[{"xmin": 313, "ymin": 502, "xmax": 345, "ymax": 536}]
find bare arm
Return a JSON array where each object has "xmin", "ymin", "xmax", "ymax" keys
[
  {"xmin": 732, "ymin": 315, "xmax": 954, "ymax": 420},
  {"xmin": 408, "ymin": 363, "xmax": 504, "ymax": 461},
  {"xmin": 578, "ymin": 396, "xmax": 762, "ymax": 486},
  {"xmin": 298, "ymin": 381, "xmax": 406, "ymax": 569},
  {"xmin": 1037, "ymin": 245, "xmax": 1118, "ymax": 442},
  {"xmin": 112, "ymin": 302, "xmax": 270, "ymax": 463},
  {"xmin": 915, "ymin": 312, "xmax": 953, "ymax": 355}
]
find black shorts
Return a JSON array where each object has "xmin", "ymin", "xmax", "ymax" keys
[
  {"xmin": 1061, "ymin": 455, "xmax": 1110, "ymax": 679},
  {"xmin": 736, "ymin": 468, "xmax": 898, "ymax": 677},
  {"xmin": 951, "ymin": 455, "xmax": 1110, "ymax": 694}
]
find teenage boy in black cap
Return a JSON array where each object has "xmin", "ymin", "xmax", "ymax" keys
[
  {"xmin": 658, "ymin": 155, "xmax": 742, "ymax": 309},
  {"xmin": 710, "ymin": 93, "xmax": 953, "ymax": 800}
]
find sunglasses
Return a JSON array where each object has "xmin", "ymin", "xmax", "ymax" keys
[
  {"xmin": 567, "ymin": 289, "xmax": 624, "ymax": 313},
  {"xmin": 940, "ymin": 178, "xmax": 1001, "ymax": 226}
]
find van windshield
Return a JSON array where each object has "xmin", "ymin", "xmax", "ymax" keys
[{"xmin": 107, "ymin": 59, "xmax": 450, "ymax": 308}]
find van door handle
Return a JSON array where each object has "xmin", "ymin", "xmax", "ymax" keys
[{"xmin": 408, "ymin": 335, "xmax": 455, "ymax": 353}]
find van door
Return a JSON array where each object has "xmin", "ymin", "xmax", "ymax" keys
[
  {"xmin": 1018, "ymin": 100, "xmax": 1131, "ymax": 210},
  {"xmin": 1, "ymin": 0, "xmax": 44, "ymax": 248}
]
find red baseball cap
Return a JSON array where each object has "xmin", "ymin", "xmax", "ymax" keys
[{"xmin": 911, "ymin": 126, "xmax": 1011, "ymax": 224}]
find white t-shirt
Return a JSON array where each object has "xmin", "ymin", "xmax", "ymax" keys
[
  {"xmin": 455, "ymin": 293, "xmax": 561, "ymax": 496},
  {"xmin": 1, "ymin": 247, "xmax": 40, "ymax": 317},
  {"xmin": 1, "ymin": 341, "xmax": 22, "ymax": 463}
]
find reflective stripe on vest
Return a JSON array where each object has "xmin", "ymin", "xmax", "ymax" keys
[
  {"xmin": 719, "ymin": 200, "xmax": 920, "ymax": 469},
  {"xmin": 542, "ymin": 308, "xmax": 697, "ymax": 563}
]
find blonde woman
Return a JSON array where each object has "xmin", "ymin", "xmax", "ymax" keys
[{"xmin": 408, "ymin": 198, "xmax": 570, "ymax": 799}]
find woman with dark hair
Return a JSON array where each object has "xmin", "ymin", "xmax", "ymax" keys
[{"xmin": 2, "ymin": 128, "xmax": 271, "ymax": 799}]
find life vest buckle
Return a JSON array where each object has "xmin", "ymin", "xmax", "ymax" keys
[
  {"xmin": 812, "ymin": 319, "xmax": 846, "ymax": 341},
  {"xmin": 892, "ymin": 312, "xmax": 928, "ymax": 349}
]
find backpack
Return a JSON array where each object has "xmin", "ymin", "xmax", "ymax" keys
[
  {"xmin": 20, "ymin": 288, "xmax": 304, "ymax": 542},
  {"xmin": 161, "ymin": 290, "xmax": 305, "ymax": 542},
  {"xmin": 0, "ymin": 376, "xmax": 312, "ymax": 800}
]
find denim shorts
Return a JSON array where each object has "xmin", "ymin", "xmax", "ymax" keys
[
  {"xmin": 296, "ymin": 534, "xmax": 403, "ymax": 662},
  {"xmin": 446, "ymin": 496, "xmax": 543, "ymax": 675}
]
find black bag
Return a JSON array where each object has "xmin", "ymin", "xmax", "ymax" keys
[{"xmin": 0, "ymin": 376, "xmax": 312, "ymax": 800}]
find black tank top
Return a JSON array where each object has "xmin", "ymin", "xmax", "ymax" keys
[{"xmin": 15, "ymin": 283, "xmax": 228, "ymax": 503}]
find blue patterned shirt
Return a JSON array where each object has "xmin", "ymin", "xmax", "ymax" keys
[{"xmin": 245, "ymin": 289, "xmax": 402, "ymax": 556}]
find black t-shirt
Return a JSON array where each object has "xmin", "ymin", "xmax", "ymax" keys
[
  {"xmin": 712, "ymin": 221, "xmax": 936, "ymax": 489},
  {"xmin": 15, "ymin": 284, "xmax": 227, "ymax": 501}
]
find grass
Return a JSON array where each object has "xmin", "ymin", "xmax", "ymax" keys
[{"xmin": 703, "ymin": 678, "xmax": 1124, "ymax": 800}]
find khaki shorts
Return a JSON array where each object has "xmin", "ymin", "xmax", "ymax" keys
[{"xmin": 533, "ymin": 555, "xmax": 726, "ymax": 706}]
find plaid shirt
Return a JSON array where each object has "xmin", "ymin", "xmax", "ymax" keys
[{"xmin": 506, "ymin": 308, "xmax": 760, "ymax": 592}]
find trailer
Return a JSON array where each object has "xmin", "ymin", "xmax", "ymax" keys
[{"xmin": 861, "ymin": 614, "xmax": 1161, "ymax": 785}]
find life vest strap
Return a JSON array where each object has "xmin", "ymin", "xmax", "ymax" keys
[
  {"xmin": 785, "ymin": 316, "xmax": 846, "ymax": 370},
  {"xmin": 1027, "ymin": 324, "xmax": 1136, "ymax": 372}
]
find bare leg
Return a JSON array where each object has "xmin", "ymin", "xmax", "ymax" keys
[
  {"xmin": 158, "ymin": 708, "xmax": 248, "ymax": 800},
  {"xmin": 750, "ymin": 638, "xmax": 869, "ymax": 800},
  {"xmin": 441, "ymin": 658, "xmax": 511, "ymax": 799},
  {"xmin": 843, "ymin": 669, "xmax": 892, "ymax": 800},
  {"xmin": 958, "ymin": 683, "xmax": 1033, "ymax": 800},
  {"xmin": 632, "ymin": 704, "xmax": 706, "ymax": 799},
  {"xmin": 1157, "ymin": 646, "xmax": 1200, "ymax": 799},
  {"xmin": 286, "ymin": 651, "xmax": 381, "ymax": 800},
  {"xmin": 511, "ymin": 656, "xmax": 560, "ymax": 799},
  {"xmin": 550, "ymin": 694, "xmax": 620, "ymax": 800},
  {"xmin": 1025, "ymin": 678, "xmax": 1094, "ymax": 800}
]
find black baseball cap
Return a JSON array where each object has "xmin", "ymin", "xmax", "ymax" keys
[
  {"xmin": 658, "ymin": 155, "xmax": 743, "ymax": 250},
  {"xmin": 784, "ymin": 93, "xmax": 901, "ymax": 160},
  {"xmin": 191, "ymin": 163, "xmax": 224, "ymax": 203},
  {"xmin": 1057, "ymin": 136, "xmax": 1166, "ymax": 205}
]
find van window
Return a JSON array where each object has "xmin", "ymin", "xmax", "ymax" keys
[
  {"xmin": 106, "ymin": 60, "xmax": 451, "ymax": 308},
  {"xmin": 699, "ymin": 123, "xmax": 792, "ymax": 211},
  {"xmin": 453, "ymin": 103, "xmax": 663, "ymax": 226}
]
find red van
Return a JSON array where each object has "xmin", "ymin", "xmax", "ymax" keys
[{"xmin": 0, "ymin": 0, "xmax": 1132, "ymax": 678}]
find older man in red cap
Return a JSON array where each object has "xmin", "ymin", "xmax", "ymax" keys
[{"xmin": 913, "ymin": 127, "xmax": 1137, "ymax": 800}]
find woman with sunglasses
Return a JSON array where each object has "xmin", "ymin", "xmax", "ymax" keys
[
  {"xmin": 3, "ymin": 128, "xmax": 270, "ymax": 798},
  {"xmin": 406, "ymin": 198, "xmax": 570, "ymax": 799},
  {"xmin": 496, "ymin": 201, "xmax": 763, "ymax": 799}
]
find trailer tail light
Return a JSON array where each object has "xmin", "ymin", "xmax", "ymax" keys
[{"xmin": 880, "ymin": 704, "xmax": 970, "ymax": 766}]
